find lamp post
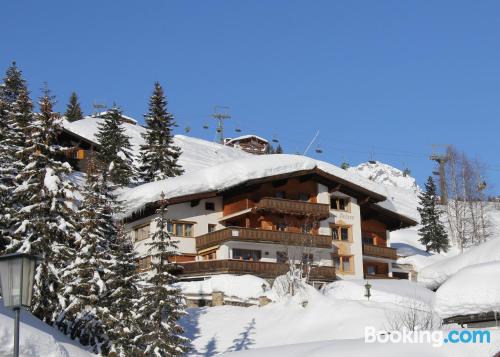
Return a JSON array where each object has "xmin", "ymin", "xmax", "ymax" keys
[
  {"xmin": 0, "ymin": 253, "xmax": 39, "ymax": 357},
  {"xmin": 364, "ymin": 281, "xmax": 372, "ymax": 301}
]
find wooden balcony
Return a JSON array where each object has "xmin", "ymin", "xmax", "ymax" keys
[
  {"xmin": 362, "ymin": 244, "xmax": 397, "ymax": 260},
  {"xmin": 255, "ymin": 197, "xmax": 330, "ymax": 219},
  {"xmin": 196, "ymin": 227, "xmax": 333, "ymax": 251},
  {"xmin": 178, "ymin": 259, "xmax": 336, "ymax": 281}
]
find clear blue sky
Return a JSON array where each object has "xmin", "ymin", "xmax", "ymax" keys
[{"xmin": 2, "ymin": 1, "xmax": 500, "ymax": 192}]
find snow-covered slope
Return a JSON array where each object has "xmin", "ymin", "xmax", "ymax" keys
[
  {"xmin": 62, "ymin": 117, "xmax": 250, "ymax": 174},
  {"xmin": 348, "ymin": 161, "xmax": 420, "ymax": 195},
  {"xmin": 323, "ymin": 279, "xmax": 434, "ymax": 311},
  {"xmin": 0, "ymin": 303, "xmax": 92, "ymax": 356},
  {"xmin": 418, "ymin": 238, "xmax": 500, "ymax": 289},
  {"xmin": 433, "ymin": 261, "xmax": 500, "ymax": 318}
]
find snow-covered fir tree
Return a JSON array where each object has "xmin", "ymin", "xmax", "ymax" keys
[
  {"xmin": 106, "ymin": 223, "xmax": 143, "ymax": 356},
  {"xmin": 10, "ymin": 86, "xmax": 80, "ymax": 324},
  {"xmin": 0, "ymin": 62, "xmax": 29, "ymax": 252},
  {"xmin": 95, "ymin": 106, "xmax": 135, "ymax": 186},
  {"xmin": 60, "ymin": 158, "xmax": 114, "ymax": 353},
  {"xmin": 138, "ymin": 82, "xmax": 183, "ymax": 182},
  {"xmin": 64, "ymin": 91, "xmax": 84, "ymax": 122},
  {"xmin": 136, "ymin": 193, "xmax": 189, "ymax": 356},
  {"xmin": 418, "ymin": 176, "xmax": 449, "ymax": 253}
]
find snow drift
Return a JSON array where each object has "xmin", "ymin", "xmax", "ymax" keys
[
  {"xmin": 433, "ymin": 261, "xmax": 500, "ymax": 318},
  {"xmin": 418, "ymin": 238, "xmax": 500, "ymax": 289}
]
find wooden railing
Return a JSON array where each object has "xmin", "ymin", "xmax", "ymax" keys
[
  {"xmin": 178, "ymin": 259, "xmax": 336, "ymax": 281},
  {"xmin": 362, "ymin": 244, "xmax": 397, "ymax": 260},
  {"xmin": 196, "ymin": 227, "xmax": 333, "ymax": 251},
  {"xmin": 364, "ymin": 273, "xmax": 394, "ymax": 279},
  {"xmin": 255, "ymin": 197, "xmax": 330, "ymax": 218}
]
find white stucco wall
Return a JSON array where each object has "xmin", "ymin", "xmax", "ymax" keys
[{"xmin": 126, "ymin": 197, "xmax": 223, "ymax": 258}]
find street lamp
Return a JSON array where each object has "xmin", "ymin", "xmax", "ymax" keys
[
  {"xmin": 364, "ymin": 281, "xmax": 372, "ymax": 301},
  {"xmin": 0, "ymin": 253, "xmax": 39, "ymax": 357}
]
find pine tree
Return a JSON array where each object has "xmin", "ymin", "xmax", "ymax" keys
[
  {"xmin": 64, "ymin": 91, "xmax": 84, "ymax": 122},
  {"xmin": 59, "ymin": 158, "xmax": 114, "ymax": 353},
  {"xmin": 0, "ymin": 61, "xmax": 27, "ymax": 108},
  {"xmin": 106, "ymin": 224, "xmax": 143, "ymax": 356},
  {"xmin": 136, "ymin": 193, "xmax": 189, "ymax": 356},
  {"xmin": 138, "ymin": 82, "xmax": 183, "ymax": 182},
  {"xmin": 274, "ymin": 144, "xmax": 283, "ymax": 154},
  {"xmin": 0, "ymin": 62, "xmax": 29, "ymax": 252},
  {"xmin": 417, "ymin": 176, "xmax": 449, "ymax": 253},
  {"xmin": 10, "ymin": 86, "xmax": 79, "ymax": 324},
  {"xmin": 95, "ymin": 106, "xmax": 135, "ymax": 186}
]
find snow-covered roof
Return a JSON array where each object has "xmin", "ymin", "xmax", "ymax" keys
[
  {"xmin": 62, "ymin": 117, "xmax": 418, "ymax": 225},
  {"xmin": 433, "ymin": 261, "xmax": 500, "ymax": 318},
  {"xmin": 62, "ymin": 117, "xmax": 250, "ymax": 175},
  {"xmin": 91, "ymin": 111, "xmax": 138, "ymax": 124},
  {"xmin": 118, "ymin": 154, "xmax": 418, "ymax": 223},
  {"xmin": 418, "ymin": 238, "xmax": 500, "ymax": 289},
  {"xmin": 225, "ymin": 135, "xmax": 269, "ymax": 144}
]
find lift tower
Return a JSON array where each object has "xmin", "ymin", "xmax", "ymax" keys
[
  {"xmin": 212, "ymin": 106, "xmax": 231, "ymax": 144},
  {"xmin": 430, "ymin": 145, "xmax": 450, "ymax": 205}
]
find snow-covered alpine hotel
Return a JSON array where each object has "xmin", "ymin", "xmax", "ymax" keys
[
  {"xmin": 121, "ymin": 156, "xmax": 417, "ymax": 284},
  {"xmin": 61, "ymin": 116, "xmax": 417, "ymax": 285}
]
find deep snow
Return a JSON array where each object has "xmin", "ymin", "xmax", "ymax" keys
[
  {"xmin": 433, "ymin": 261, "xmax": 500, "ymax": 318},
  {"xmin": 0, "ymin": 303, "xmax": 92, "ymax": 357}
]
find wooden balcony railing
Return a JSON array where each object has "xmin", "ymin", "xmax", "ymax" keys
[
  {"xmin": 364, "ymin": 273, "xmax": 394, "ymax": 279},
  {"xmin": 255, "ymin": 197, "xmax": 330, "ymax": 218},
  {"xmin": 362, "ymin": 244, "xmax": 398, "ymax": 260},
  {"xmin": 196, "ymin": 227, "xmax": 333, "ymax": 251},
  {"xmin": 178, "ymin": 259, "xmax": 336, "ymax": 281}
]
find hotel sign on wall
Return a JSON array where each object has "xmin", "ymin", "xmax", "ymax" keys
[{"xmin": 336, "ymin": 212, "xmax": 355, "ymax": 222}]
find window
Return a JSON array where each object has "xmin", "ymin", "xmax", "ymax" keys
[
  {"xmin": 366, "ymin": 265, "xmax": 376, "ymax": 275},
  {"xmin": 275, "ymin": 191, "xmax": 285, "ymax": 199},
  {"xmin": 301, "ymin": 223, "xmax": 313, "ymax": 234},
  {"xmin": 205, "ymin": 202, "xmax": 215, "ymax": 211},
  {"xmin": 277, "ymin": 251, "xmax": 288, "ymax": 263},
  {"xmin": 330, "ymin": 197, "xmax": 349, "ymax": 211},
  {"xmin": 302, "ymin": 253, "xmax": 314, "ymax": 264},
  {"xmin": 298, "ymin": 193, "xmax": 310, "ymax": 202},
  {"xmin": 208, "ymin": 224, "xmax": 216, "ymax": 233},
  {"xmin": 233, "ymin": 249, "xmax": 261, "ymax": 261},
  {"xmin": 331, "ymin": 225, "xmax": 351, "ymax": 242},
  {"xmin": 332, "ymin": 255, "xmax": 353, "ymax": 273},
  {"xmin": 168, "ymin": 221, "xmax": 194, "ymax": 237},
  {"xmin": 134, "ymin": 224, "xmax": 150, "ymax": 242},
  {"xmin": 136, "ymin": 256, "xmax": 152, "ymax": 272},
  {"xmin": 277, "ymin": 222, "xmax": 287, "ymax": 231},
  {"xmin": 362, "ymin": 233, "xmax": 375, "ymax": 245}
]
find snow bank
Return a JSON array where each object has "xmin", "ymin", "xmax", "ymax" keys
[
  {"xmin": 322, "ymin": 279, "xmax": 434, "ymax": 311},
  {"xmin": 397, "ymin": 253, "xmax": 447, "ymax": 272},
  {"xmin": 176, "ymin": 275, "xmax": 270, "ymax": 301},
  {"xmin": 62, "ymin": 117, "xmax": 250, "ymax": 175},
  {"xmin": 434, "ymin": 261, "xmax": 500, "ymax": 318},
  {"xmin": 418, "ymin": 238, "xmax": 500, "ymax": 289},
  {"xmin": 0, "ymin": 302, "xmax": 92, "ymax": 356}
]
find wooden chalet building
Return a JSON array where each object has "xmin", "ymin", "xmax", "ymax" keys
[
  {"xmin": 122, "ymin": 156, "xmax": 417, "ymax": 285},
  {"xmin": 224, "ymin": 135, "xmax": 269, "ymax": 155}
]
